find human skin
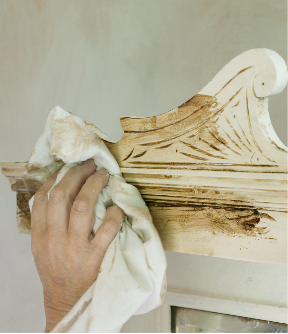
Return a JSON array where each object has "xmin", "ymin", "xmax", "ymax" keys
[{"xmin": 30, "ymin": 159, "xmax": 124, "ymax": 332}]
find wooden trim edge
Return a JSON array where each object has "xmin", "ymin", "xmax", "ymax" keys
[{"xmin": 165, "ymin": 291, "xmax": 288, "ymax": 324}]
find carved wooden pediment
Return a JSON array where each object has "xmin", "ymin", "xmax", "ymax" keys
[{"xmin": 1, "ymin": 49, "xmax": 287, "ymax": 264}]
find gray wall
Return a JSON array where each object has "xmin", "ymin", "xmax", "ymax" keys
[{"xmin": 0, "ymin": 0, "xmax": 286, "ymax": 332}]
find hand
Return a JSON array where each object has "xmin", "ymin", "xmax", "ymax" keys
[{"xmin": 30, "ymin": 159, "xmax": 124, "ymax": 332}]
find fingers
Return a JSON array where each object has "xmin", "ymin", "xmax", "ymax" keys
[
  {"xmin": 31, "ymin": 167, "xmax": 62, "ymax": 237},
  {"xmin": 68, "ymin": 169, "xmax": 109, "ymax": 239},
  {"xmin": 91, "ymin": 205, "xmax": 124, "ymax": 258},
  {"xmin": 46, "ymin": 160, "xmax": 96, "ymax": 234}
]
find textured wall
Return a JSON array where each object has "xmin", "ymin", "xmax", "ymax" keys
[{"xmin": 0, "ymin": 0, "xmax": 286, "ymax": 331}]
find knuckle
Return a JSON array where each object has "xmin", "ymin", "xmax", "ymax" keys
[
  {"xmin": 47, "ymin": 171, "xmax": 58, "ymax": 182},
  {"xmin": 33, "ymin": 190, "xmax": 47, "ymax": 204},
  {"xmin": 49, "ymin": 187, "xmax": 65, "ymax": 202},
  {"xmin": 71, "ymin": 199, "xmax": 91, "ymax": 216},
  {"xmin": 102, "ymin": 218, "xmax": 119, "ymax": 237},
  {"xmin": 73, "ymin": 163, "xmax": 92, "ymax": 176},
  {"xmin": 72, "ymin": 165, "xmax": 84, "ymax": 176}
]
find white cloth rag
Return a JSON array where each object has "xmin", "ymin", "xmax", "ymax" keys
[{"xmin": 24, "ymin": 106, "xmax": 167, "ymax": 332}]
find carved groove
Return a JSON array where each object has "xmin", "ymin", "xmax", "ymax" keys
[
  {"xmin": 199, "ymin": 137, "xmax": 225, "ymax": 153},
  {"xmin": 155, "ymin": 143, "xmax": 173, "ymax": 149},
  {"xmin": 215, "ymin": 66, "xmax": 253, "ymax": 96},
  {"xmin": 205, "ymin": 127, "xmax": 242, "ymax": 156},
  {"xmin": 222, "ymin": 129, "xmax": 243, "ymax": 152},
  {"xmin": 179, "ymin": 152, "xmax": 208, "ymax": 161},
  {"xmin": 224, "ymin": 116, "xmax": 253, "ymax": 153},
  {"xmin": 132, "ymin": 150, "xmax": 147, "ymax": 158},
  {"xmin": 231, "ymin": 100, "xmax": 240, "ymax": 107},
  {"xmin": 123, "ymin": 148, "xmax": 134, "ymax": 161},
  {"xmin": 236, "ymin": 119, "xmax": 252, "ymax": 147},
  {"xmin": 180, "ymin": 140, "xmax": 227, "ymax": 160},
  {"xmin": 138, "ymin": 88, "xmax": 243, "ymax": 148}
]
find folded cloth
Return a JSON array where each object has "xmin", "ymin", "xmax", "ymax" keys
[{"xmin": 23, "ymin": 106, "xmax": 167, "ymax": 332}]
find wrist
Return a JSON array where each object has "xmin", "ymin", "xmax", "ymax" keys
[
  {"xmin": 44, "ymin": 305, "xmax": 70, "ymax": 332},
  {"xmin": 44, "ymin": 297, "xmax": 73, "ymax": 332}
]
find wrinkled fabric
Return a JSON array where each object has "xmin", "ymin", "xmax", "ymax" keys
[{"xmin": 24, "ymin": 106, "xmax": 167, "ymax": 333}]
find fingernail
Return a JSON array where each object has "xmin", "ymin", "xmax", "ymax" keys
[
  {"xmin": 83, "ymin": 159, "xmax": 95, "ymax": 166},
  {"xmin": 98, "ymin": 168, "xmax": 109, "ymax": 175}
]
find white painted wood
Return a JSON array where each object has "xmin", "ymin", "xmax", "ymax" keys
[
  {"xmin": 121, "ymin": 288, "xmax": 287, "ymax": 333},
  {"xmin": 165, "ymin": 291, "xmax": 288, "ymax": 324},
  {"xmin": 165, "ymin": 251, "xmax": 287, "ymax": 309}
]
